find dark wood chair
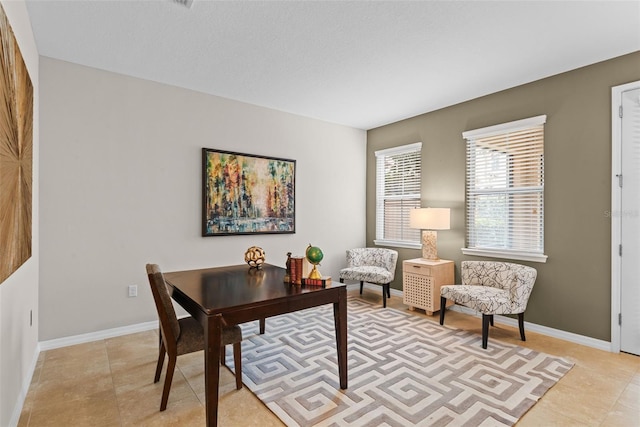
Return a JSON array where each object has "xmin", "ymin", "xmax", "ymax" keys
[{"xmin": 146, "ymin": 263, "xmax": 243, "ymax": 411}]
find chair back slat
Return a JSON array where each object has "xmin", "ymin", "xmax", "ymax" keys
[{"xmin": 146, "ymin": 264, "xmax": 181, "ymax": 347}]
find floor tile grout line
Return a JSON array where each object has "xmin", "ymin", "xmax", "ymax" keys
[
  {"xmin": 177, "ymin": 358, "xmax": 205, "ymax": 407},
  {"xmin": 104, "ymin": 337, "xmax": 125, "ymax": 427}
]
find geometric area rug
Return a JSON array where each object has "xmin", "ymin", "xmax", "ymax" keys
[{"xmin": 229, "ymin": 297, "xmax": 574, "ymax": 427}]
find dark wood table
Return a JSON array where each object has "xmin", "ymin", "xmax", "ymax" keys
[{"xmin": 163, "ymin": 263, "xmax": 348, "ymax": 427}]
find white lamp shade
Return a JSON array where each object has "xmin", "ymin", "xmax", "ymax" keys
[{"xmin": 409, "ymin": 208, "xmax": 450, "ymax": 230}]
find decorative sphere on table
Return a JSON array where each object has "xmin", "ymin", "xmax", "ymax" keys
[
  {"xmin": 305, "ymin": 244, "xmax": 324, "ymax": 279},
  {"xmin": 244, "ymin": 246, "xmax": 265, "ymax": 269}
]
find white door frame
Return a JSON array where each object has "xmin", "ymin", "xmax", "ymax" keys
[{"xmin": 611, "ymin": 80, "xmax": 640, "ymax": 353}]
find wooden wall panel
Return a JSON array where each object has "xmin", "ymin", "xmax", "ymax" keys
[{"xmin": 0, "ymin": 3, "xmax": 33, "ymax": 285}]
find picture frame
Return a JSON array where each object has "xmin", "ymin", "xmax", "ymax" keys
[{"xmin": 202, "ymin": 148, "xmax": 296, "ymax": 236}]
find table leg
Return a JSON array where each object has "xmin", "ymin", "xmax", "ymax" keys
[
  {"xmin": 204, "ymin": 314, "xmax": 222, "ymax": 427},
  {"xmin": 334, "ymin": 287, "xmax": 348, "ymax": 389}
]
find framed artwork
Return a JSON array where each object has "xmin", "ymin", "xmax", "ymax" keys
[
  {"xmin": 202, "ymin": 148, "xmax": 296, "ymax": 236},
  {"xmin": 0, "ymin": 4, "xmax": 33, "ymax": 285}
]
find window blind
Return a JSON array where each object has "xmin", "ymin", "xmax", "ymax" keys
[
  {"xmin": 464, "ymin": 116, "xmax": 546, "ymax": 256},
  {"xmin": 375, "ymin": 142, "xmax": 422, "ymax": 246}
]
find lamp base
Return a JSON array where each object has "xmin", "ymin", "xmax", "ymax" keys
[{"xmin": 421, "ymin": 230, "xmax": 440, "ymax": 260}]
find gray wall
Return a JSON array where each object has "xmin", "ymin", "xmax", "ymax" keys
[
  {"xmin": 39, "ymin": 57, "xmax": 366, "ymax": 341},
  {"xmin": 367, "ymin": 51, "xmax": 640, "ymax": 341}
]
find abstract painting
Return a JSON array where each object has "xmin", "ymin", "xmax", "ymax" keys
[
  {"xmin": 0, "ymin": 4, "xmax": 33, "ymax": 285},
  {"xmin": 202, "ymin": 148, "xmax": 295, "ymax": 236}
]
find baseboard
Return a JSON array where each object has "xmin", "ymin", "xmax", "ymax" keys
[
  {"xmin": 9, "ymin": 344, "xmax": 40, "ymax": 427},
  {"xmin": 345, "ymin": 283, "xmax": 403, "ymax": 297},
  {"xmin": 8, "ymin": 283, "xmax": 613, "ymax": 425},
  {"xmin": 39, "ymin": 320, "xmax": 159, "ymax": 351},
  {"xmin": 38, "ymin": 285, "xmax": 612, "ymax": 354},
  {"xmin": 9, "ymin": 321, "xmax": 158, "ymax": 426},
  {"xmin": 9, "ymin": 286, "xmax": 610, "ymax": 426},
  {"xmin": 448, "ymin": 305, "xmax": 611, "ymax": 351},
  {"xmin": 357, "ymin": 283, "xmax": 612, "ymax": 352}
]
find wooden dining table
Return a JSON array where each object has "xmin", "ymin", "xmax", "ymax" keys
[{"xmin": 163, "ymin": 263, "xmax": 348, "ymax": 427}]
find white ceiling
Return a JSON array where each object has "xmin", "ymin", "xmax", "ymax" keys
[{"xmin": 25, "ymin": 0, "xmax": 640, "ymax": 130}]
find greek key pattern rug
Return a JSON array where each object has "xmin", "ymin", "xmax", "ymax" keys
[{"xmin": 230, "ymin": 298, "xmax": 573, "ymax": 426}]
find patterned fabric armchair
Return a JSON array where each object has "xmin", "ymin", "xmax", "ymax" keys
[
  {"xmin": 439, "ymin": 261, "xmax": 537, "ymax": 349},
  {"xmin": 339, "ymin": 248, "xmax": 398, "ymax": 308}
]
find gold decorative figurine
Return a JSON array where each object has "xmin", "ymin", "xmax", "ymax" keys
[
  {"xmin": 244, "ymin": 246, "xmax": 265, "ymax": 269},
  {"xmin": 305, "ymin": 244, "xmax": 324, "ymax": 279}
]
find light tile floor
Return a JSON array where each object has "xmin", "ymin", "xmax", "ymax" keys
[{"xmin": 18, "ymin": 289, "xmax": 640, "ymax": 426}]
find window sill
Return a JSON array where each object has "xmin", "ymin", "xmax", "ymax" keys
[
  {"xmin": 461, "ymin": 248, "xmax": 548, "ymax": 263},
  {"xmin": 374, "ymin": 239, "xmax": 421, "ymax": 250}
]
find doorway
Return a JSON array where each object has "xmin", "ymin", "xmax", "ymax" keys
[{"xmin": 612, "ymin": 80, "xmax": 640, "ymax": 356}]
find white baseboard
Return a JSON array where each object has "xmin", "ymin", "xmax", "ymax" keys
[
  {"xmin": 356, "ymin": 283, "xmax": 613, "ymax": 352},
  {"xmin": 8, "ymin": 283, "xmax": 612, "ymax": 426},
  {"xmin": 9, "ymin": 344, "xmax": 40, "ymax": 427},
  {"xmin": 9, "ymin": 286, "xmax": 611, "ymax": 426},
  {"xmin": 10, "ymin": 321, "xmax": 159, "ymax": 426},
  {"xmin": 345, "ymin": 283, "xmax": 403, "ymax": 297},
  {"xmin": 36, "ymin": 284, "xmax": 612, "ymax": 355},
  {"xmin": 39, "ymin": 320, "xmax": 159, "ymax": 351},
  {"xmin": 447, "ymin": 305, "xmax": 612, "ymax": 351}
]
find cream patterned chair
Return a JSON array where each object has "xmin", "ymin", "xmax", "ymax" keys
[
  {"xmin": 439, "ymin": 261, "xmax": 537, "ymax": 349},
  {"xmin": 339, "ymin": 248, "xmax": 398, "ymax": 308}
]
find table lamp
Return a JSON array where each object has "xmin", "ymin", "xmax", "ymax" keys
[{"xmin": 409, "ymin": 207, "xmax": 450, "ymax": 260}]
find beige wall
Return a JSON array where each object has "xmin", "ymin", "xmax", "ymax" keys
[
  {"xmin": 367, "ymin": 52, "xmax": 640, "ymax": 341},
  {"xmin": 39, "ymin": 57, "xmax": 366, "ymax": 341},
  {"xmin": 0, "ymin": 1, "xmax": 39, "ymax": 425}
]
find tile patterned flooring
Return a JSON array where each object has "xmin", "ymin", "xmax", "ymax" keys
[{"xmin": 18, "ymin": 289, "xmax": 640, "ymax": 426}]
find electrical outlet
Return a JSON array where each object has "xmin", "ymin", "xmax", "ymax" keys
[{"xmin": 128, "ymin": 285, "xmax": 138, "ymax": 297}]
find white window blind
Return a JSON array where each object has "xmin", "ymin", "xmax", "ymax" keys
[
  {"xmin": 462, "ymin": 115, "xmax": 547, "ymax": 262},
  {"xmin": 374, "ymin": 142, "xmax": 422, "ymax": 248}
]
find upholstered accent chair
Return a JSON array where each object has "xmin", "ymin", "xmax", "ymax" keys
[
  {"xmin": 439, "ymin": 261, "xmax": 537, "ymax": 349},
  {"xmin": 339, "ymin": 248, "xmax": 398, "ymax": 308},
  {"xmin": 146, "ymin": 264, "xmax": 243, "ymax": 411}
]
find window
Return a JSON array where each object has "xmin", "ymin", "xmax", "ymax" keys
[
  {"xmin": 462, "ymin": 115, "xmax": 547, "ymax": 263},
  {"xmin": 374, "ymin": 142, "xmax": 422, "ymax": 248}
]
